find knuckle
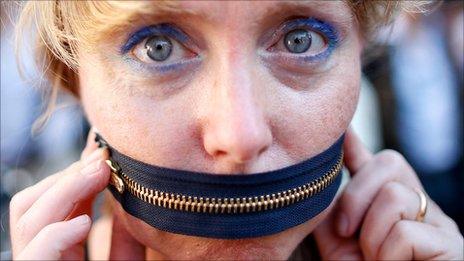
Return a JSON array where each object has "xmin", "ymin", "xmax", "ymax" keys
[
  {"xmin": 9, "ymin": 188, "xmax": 32, "ymax": 220},
  {"xmin": 61, "ymin": 170, "xmax": 78, "ymax": 184},
  {"xmin": 40, "ymin": 222, "xmax": 73, "ymax": 253},
  {"xmin": 9, "ymin": 191, "xmax": 26, "ymax": 213},
  {"xmin": 14, "ymin": 217, "xmax": 30, "ymax": 242},
  {"xmin": 37, "ymin": 223, "xmax": 62, "ymax": 251},
  {"xmin": 67, "ymin": 162, "xmax": 83, "ymax": 174},
  {"xmin": 391, "ymin": 221, "xmax": 411, "ymax": 244},
  {"xmin": 61, "ymin": 164, "xmax": 85, "ymax": 184},
  {"xmin": 340, "ymin": 188, "xmax": 358, "ymax": 209},
  {"xmin": 359, "ymin": 232, "xmax": 376, "ymax": 258},
  {"xmin": 443, "ymin": 215, "xmax": 460, "ymax": 232},
  {"xmin": 39, "ymin": 222, "xmax": 65, "ymax": 243},
  {"xmin": 379, "ymin": 181, "xmax": 404, "ymax": 204},
  {"xmin": 376, "ymin": 149, "xmax": 406, "ymax": 167},
  {"xmin": 39, "ymin": 223, "xmax": 56, "ymax": 238}
]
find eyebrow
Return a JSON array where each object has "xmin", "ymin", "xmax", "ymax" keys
[
  {"xmin": 258, "ymin": 1, "xmax": 353, "ymax": 25},
  {"xmin": 95, "ymin": 0, "xmax": 352, "ymax": 45},
  {"xmin": 262, "ymin": 1, "xmax": 339, "ymax": 16},
  {"xmin": 115, "ymin": 1, "xmax": 351, "ymax": 25}
]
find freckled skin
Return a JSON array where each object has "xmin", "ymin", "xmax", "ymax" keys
[{"xmin": 79, "ymin": 1, "xmax": 361, "ymax": 259}]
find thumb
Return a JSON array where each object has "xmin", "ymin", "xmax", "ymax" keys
[
  {"xmin": 343, "ymin": 127, "xmax": 373, "ymax": 174},
  {"xmin": 314, "ymin": 207, "xmax": 362, "ymax": 260},
  {"xmin": 109, "ymin": 211, "xmax": 146, "ymax": 260}
]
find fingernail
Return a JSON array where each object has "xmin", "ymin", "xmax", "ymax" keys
[
  {"xmin": 85, "ymin": 128, "xmax": 97, "ymax": 146},
  {"xmin": 70, "ymin": 214, "xmax": 90, "ymax": 226},
  {"xmin": 81, "ymin": 160, "xmax": 103, "ymax": 175},
  {"xmin": 336, "ymin": 212, "xmax": 349, "ymax": 237},
  {"xmin": 83, "ymin": 148, "xmax": 105, "ymax": 165}
]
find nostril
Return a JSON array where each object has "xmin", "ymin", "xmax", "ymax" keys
[
  {"xmin": 210, "ymin": 138, "xmax": 270, "ymax": 162},
  {"xmin": 214, "ymin": 150, "xmax": 227, "ymax": 158},
  {"xmin": 258, "ymin": 146, "xmax": 268, "ymax": 156}
]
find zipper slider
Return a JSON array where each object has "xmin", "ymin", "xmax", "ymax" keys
[{"xmin": 105, "ymin": 159, "xmax": 125, "ymax": 194}]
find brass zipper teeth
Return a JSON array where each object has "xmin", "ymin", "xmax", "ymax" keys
[{"xmin": 108, "ymin": 153, "xmax": 343, "ymax": 214}]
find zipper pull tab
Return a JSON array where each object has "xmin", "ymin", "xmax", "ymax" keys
[{"xmin": 105, "ymin": 159, "xmax": 125, "ymax": 194}]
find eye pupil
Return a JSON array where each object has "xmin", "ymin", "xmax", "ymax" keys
[
  {"xmin": 284, "ymin": 29, "xmax": 312, "ymax": 53},
  {"xmin": 145, "ymin": 35, "xmax": 172, "ymax": 61}
]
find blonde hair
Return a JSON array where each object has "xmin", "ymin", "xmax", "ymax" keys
[{"xmin": 11, "ymin": 1, "xmax": 434, "ymax": 130}]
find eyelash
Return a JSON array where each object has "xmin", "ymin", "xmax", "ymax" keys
[
  {"xmin": 120, "ymin": 24, "xmax": 200, "ymax": 73},
  {"xmin": 121, "ymin": 18, "xmax": 340, "ymax": 72},
  {"xmin": 121, "ymin": 24, "xmax": 190, "ymax": 54},
  {"xmin": 267, "ymin": 18, "xmax": 340, "ymax": 62}
]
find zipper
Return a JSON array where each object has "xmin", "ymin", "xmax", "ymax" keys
[
  {"xmin": 106, "ymin": 153, "xmax": 343, "ymax": 214},
  {"xmin": 106, "ymin": 159, "xmax": 125, "ymax": 194}
]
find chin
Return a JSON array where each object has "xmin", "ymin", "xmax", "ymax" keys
[{"xmin": 112, "ymin": 194, "xmax": 336, "ymax": 260}]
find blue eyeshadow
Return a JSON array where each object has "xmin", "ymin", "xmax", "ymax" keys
[
  {"xmin": 120, "ymin": 18, "xmax": 339, "ymax": 74},
  {"xmin": 121, "ymin": 24, "xmax": 189, "ymax": 54},
  {"xmin": 281, "ymin": 18, "xmax": 339, "ymax": 47},
  {"xmin": 277, "ymin": 18, "xmax": 340, "ymax": 62}
]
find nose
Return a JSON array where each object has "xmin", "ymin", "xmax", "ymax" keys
[{"xmin": 201, "ymin": 52, "xmax": 273, "ymax": 165}]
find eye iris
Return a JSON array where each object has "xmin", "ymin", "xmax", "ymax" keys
[
  {"xmin": 284, "ymin": 29, "xmax": 312, "ymax": 53},
  {"xmin": 145, "ymin": 35, "xmax": 172, "ymax": 61}
]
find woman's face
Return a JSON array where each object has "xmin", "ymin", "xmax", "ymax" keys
[{"xmin": 78, "ymin": 1, "xmax": 361, "ymax": 259}]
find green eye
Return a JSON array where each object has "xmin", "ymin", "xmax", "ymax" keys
[
  {"xmin": 145, "ymin": 35, "xmax": 173, "ymax": 61},
  {"xmin": 284, "ymin": 29, "xmax": 312, "ymax": 53}
]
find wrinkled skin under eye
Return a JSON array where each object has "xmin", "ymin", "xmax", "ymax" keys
[{"xmin": 78, "ymin": 2, "xmax": 363, "ymax": 259}]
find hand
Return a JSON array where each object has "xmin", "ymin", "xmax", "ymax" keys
[
  {"xmin": 314, "ymin": 129, "xmax": 464, "ymax": 260},
  {"xmin": 9, "ymin": 130, "xmax": 111, "ymax": 260}
]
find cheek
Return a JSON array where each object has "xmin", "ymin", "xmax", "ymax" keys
[
  {"xmin": 269, "ymin": 56, "xmax": 360, "ymax": 161},
  {"xmin": 78, "ymin": 53, "xmax": 200, "ymax": 168},
  {"xmin": 78, "ymin": 27, "xmax": 359, "ymax": 258}
]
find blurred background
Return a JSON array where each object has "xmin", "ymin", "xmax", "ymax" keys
[{"xmin": 1, "ymin": 1, "xmax": 463, "ymax": 257}]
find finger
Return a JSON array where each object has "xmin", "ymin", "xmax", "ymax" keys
[
  {"xmin": 313, "ymin": 171, "xmax": 362, "ymax": 260},
  {"xmin": 66, "ymin": 129, "xmax": 104, "ymax": 220},
  {"xmin": 15, "ymin": 214, "xmax": 91, "ymax": 260},
  {"xmin": 66, "ymin": 195, "xmax": 97, "ymax": 222},
  {"xmin": 313, "ymin": 206, "xmax": 363, "ymax": 260},
  {"xmin": 343, "ymin": 128, "xmax": 373, "ymax": 174},
  {"xmin": 336, "ymin": 149, "xmax": 422, "ymax": 237},
  {"xmin": 10, "ymin": 173, "xmax": 65, "ymax": 229},
  {"xmin": 9, "ymin": 168, "xmax": 78, "ymax": 257},
  {"xmin": 359, "ymin": 182, "xmax": 446, "ymax": 260},
  {"xmin": 67, "ymin": 142, "xmax": 111, "ymax": 220},
  {"xmin": 80, "ymin": 128, "xmax": 99, "ymax": 160},
  {"xmin": 13, "ymin": 148, "xmax": 110, "ymax": 253},
  {"xmin": 378, "ymin": 220, "xmax": 464, "ymax": 260},
  {"xmin": 88, "ymin": 215, "xmax": 113, "ymax": 260},
  {"xmin": 109, "ymin": 212, "xmax": 145, "ymax": 260},
  {"xmin": 10, "ymin": 129, "xmax": 101, "ymax": 225}
]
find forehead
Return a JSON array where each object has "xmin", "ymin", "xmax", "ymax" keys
[
  {"xmin": 169, "ymin": 1, "xmax": 351, "ymax": 21},
  {"xmin": 110, "ymin": 1, "xmax": 354, "ymax": 28}
]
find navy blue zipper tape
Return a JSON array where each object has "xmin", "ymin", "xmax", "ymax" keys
[{"xmin": 96, "ymin": 134, "xmax": 344, "ymax": 239}]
